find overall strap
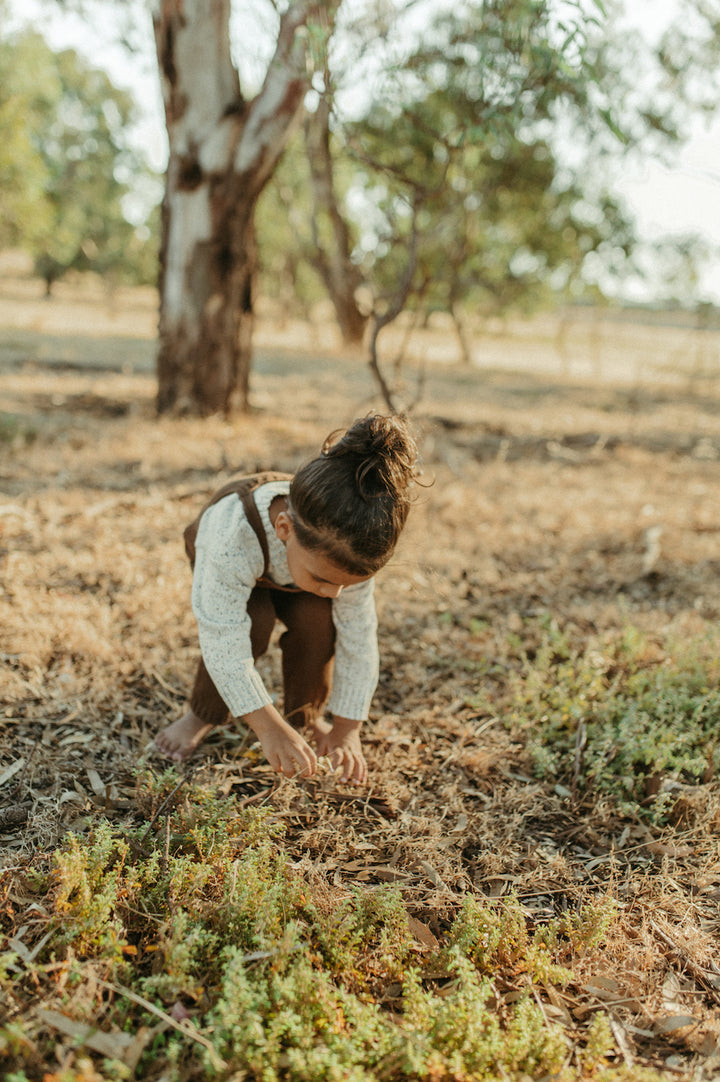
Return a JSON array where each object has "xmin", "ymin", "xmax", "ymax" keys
[
  {"xmin": 239, "ymin": 486, "xmax": 272, "ymax": 578},
  {"xmin": 183, "ymin": 472, "xmax": 294, "ymax": 585}
]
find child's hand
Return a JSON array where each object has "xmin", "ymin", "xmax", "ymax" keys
[
  {"xmin": 246, "ymin": 706, "xmax": 317, "ymax": 778},
  {"xmin": 314, "ymin": 716, "xmax": 367, "ymax": 785}
]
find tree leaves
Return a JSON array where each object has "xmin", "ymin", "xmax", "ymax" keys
[{"xmin": 0, "ymin": 26, "xmax": 160, "ymax": 292}]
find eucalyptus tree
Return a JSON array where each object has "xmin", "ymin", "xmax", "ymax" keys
[
  {"xmin": 295, "ymin": 0, "xmax": 638, "ymax": 404},
  {"xmin": 282, "ymin": 0, "xmax": 714, "ymax": 406},
  {"xmin": 0, "ymin": 26, "xmax": 156, "ymax": 292},
  {"xmin": 151, "ymin": 0, "xmax": 341, "ymax": 416}
]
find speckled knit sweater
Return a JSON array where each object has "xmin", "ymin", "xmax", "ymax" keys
[{"xmin": 191, "ymin": 479, "xmax": 379, "ymax": 721}]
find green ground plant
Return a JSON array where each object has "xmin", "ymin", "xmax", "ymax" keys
[
  {"xmin": 0, "ymin": 412, "xmax": 37, "ymax": 444},
  {"xmin": 0, "ymin": 769, "xmax": 663, "ymax": 1081},
  {"xmin": 506, "ymin": 621, "xmax": 720, "ymax": 817}
]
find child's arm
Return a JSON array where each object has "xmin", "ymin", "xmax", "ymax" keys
[
  {"xmin": 326, "ymin": 582, "xmax": 379, "ymax": 720},
  {"xmin": 245, "ymin": 704, "xmax": 318, "ymax": 778},
  {"xmin": 313, "ymin": 716, "xmax": 367, "ymax": 785},
  {"xmin": 192, "ymin": 499, "xmax": 317, "ymax": 780}
]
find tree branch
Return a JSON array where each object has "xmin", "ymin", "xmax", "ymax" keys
[
  {"xmin": 367, "ymin": 204, "xmax": 423, "ymax": 412},
  {"xmin": 235, "ymin": 0, "xmax": 341, "ymax": 192}
]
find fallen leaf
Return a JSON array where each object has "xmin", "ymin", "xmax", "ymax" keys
[
  {"xmin": 646, "ymin": 841, "xmax": 694, "ymax": 859},
  {"xmin": 654, "ymin": 1014, "xmax": 699, "ymax": 1035},
  {"xmin": 407, "ymin": 916, "xmax": 439, "ymax": 950},
  {"xmin": 36, "ymin": 1008, "xmax": 135, "ymax": 1059},
  {"xmin": 86, "ymin": 768, "xmax": 106, "ymax": 798},
  {"xmin": 0, "ymin": 759, "xmax": 25, "ymax": 788}
]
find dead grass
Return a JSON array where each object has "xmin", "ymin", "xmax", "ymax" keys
[{"xmin": 3, "ymin": 279, "xmax": 720, "ymax": 1078}]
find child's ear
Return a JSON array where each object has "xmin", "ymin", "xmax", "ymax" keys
[{"xmin": 274, "ymin": 510, "xmax": 293, "ymax": 542}]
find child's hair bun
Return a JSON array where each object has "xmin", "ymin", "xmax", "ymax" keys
[
  {"xmin": 289, "ymin": 414, "xmax": 419, "ymax": 574},
  {"xmin": 322, "ymin": 414, "xmax": 418, "ymax": 502}
]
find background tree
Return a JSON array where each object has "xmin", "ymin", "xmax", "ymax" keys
[
  {"xmin": 0, "ymin": 23, "xmax": 53, "ymax": 252},
  {"xmin": 257, "ymin": 0, "xmax": 713, "ymax": 407},
  {"xmin": 291, "ymin": 0, "xmax": 642, "ymax": 405},
  {"xmin": 151, "ymin": 0, "xmax": 340, "ymax": 417},
  {"xmin": 0, "ymin": 24, "xmax": 159, "ymax": 294},
  {"xmin": 253, "ymin": 126, "xmax": 334, "ymax": 325},
  {"xmin": 255, "ymin": 106, "xmax": 368, "ymax": 343},
  {"xmin": 303, "ymin": 74, "xmax": 367, "ymax": 345}
]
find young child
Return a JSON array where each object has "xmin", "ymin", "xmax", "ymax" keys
[{"xmin": 155, "ymin": 414, "xmax": 418, "ymax": 785}]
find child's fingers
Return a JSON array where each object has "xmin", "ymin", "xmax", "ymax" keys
[
  {"xmin": 315, "ymin": 735, "xmax": 331, "ymax": 757},
  {"xmin": 265, "ymin": 750, "xmax": 283, "ymax": 773},
  {"xmin": 339, "ymin": 751, "xmax": 367, "ymax": 786},
  {"xmin": 300, "ymin": 750, "xmax": 318, "ymax": 777},
  {"xmin": 284, "ymin": 744, "xmax": 317, "ymax": 778},
  {"xmin": 322, "ymin": 745, "xmax": 367, "ymax": 785}
]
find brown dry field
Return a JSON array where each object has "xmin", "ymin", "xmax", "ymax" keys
[{"xmin": 3, "ymin": 276, "xmax": 720, "ymax": 1076}]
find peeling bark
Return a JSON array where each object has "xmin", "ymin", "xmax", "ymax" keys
[{"xmin": 152, "ymin": 0, "xmax": 339, "ymax": 416}]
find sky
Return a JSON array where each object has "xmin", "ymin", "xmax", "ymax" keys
[
  {"xmin": 7, "ymin": 0, "xmax": 720, "ymax": 304},
  {"xmin": 612, "ymin": 0, "xmax": 720, "ymax": 303}
]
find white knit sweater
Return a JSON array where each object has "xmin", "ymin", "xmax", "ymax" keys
[{"xmin": 191, "ymin": 480, "xmax": 379, "ymax": 721}]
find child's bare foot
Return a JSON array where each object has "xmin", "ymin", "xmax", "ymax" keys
[
  {"xmin": 306, "ymin": 716, "xmax": 332, "ymax": 745},
  {"xmin": 155, "ymin": 710, "xmax": 214, "ymax": 762}
]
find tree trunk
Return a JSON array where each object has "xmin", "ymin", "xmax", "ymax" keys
[
  {"xmin": 152, "ymin": 0, "xmax": 338, "ymax": 416},
  {"xmin": 305, "ymin": 94, "xmax": 367, "ymax": 346},
  {"xmin": 449, "ymin": 299, "xmax": 473, "ymax": 366},
  {"xmin": 156, "ymin": 161, "xmax": 257, "ymax": 415}
]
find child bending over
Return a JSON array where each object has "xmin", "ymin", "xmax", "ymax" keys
[{"xmin": 155, "ymin": 414, "xmax": 418, "ymax": 785}]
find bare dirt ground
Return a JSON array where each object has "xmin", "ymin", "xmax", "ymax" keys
[{"xmin": 3, "ymin": 276, "xmax": 720, "ymax": 1077}]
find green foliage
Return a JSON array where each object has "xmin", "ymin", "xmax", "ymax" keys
[
  {"xmin": 0, "ymin": 29, "xmax": 53, "ymax": 250},
  {"xmin": 51, "ymin": 821, "xmax": 133, "ymax": 963},
  {"xmin": 343, "ymin": 0, "xmax": 642, "ymax": 322},
  {"xmin": 391, "ymin": 955, "xmax": 566, "ymax": 1078},
  {"xmin": 3, "ymin": 778, "xmax": 629, "ymax": 1080},
  {"xmin": 554, "ymin": 898, "xmax": 618, "ymax": 955},
  {"xmin": 581, "ymin": 1011, "xmax": 614, "ymax": 1071},
  {"xmin": 260, "ymin": 0, "xmax": 713, "ymax": 351},
  {"xmin": 447, "ymin": 892, "xmax": 615, "ymax": 986},
  {"xmin": 509, "ymin": 621, "xmax": 720, "ymax": 815},
  {"xmin": 0, "ymin": 25, "xmax": 160, "ymax": 291},
  {"xmin": 257, "ymin": 129, "xmax": 332, "ymax": 315},
  {"xmin": 205, "ymin": 950, "xmax": 389, "ymax": 1079},
  {"xmin": 311, "ymin": 884, "xmax": 415, "ymax": 986}
]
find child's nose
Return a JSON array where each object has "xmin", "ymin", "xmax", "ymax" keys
[{"xmin": 323, "ymin": 583, "xmax": 343, "ymax": 598}]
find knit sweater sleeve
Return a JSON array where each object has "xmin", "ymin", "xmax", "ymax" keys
[
  {"xmin": 327, "ymin": 579, "xmax": 379, "ymax": 721},
  {"xmin": 191, "ymin": 496, "xmax": 273, "ymax": 718}
]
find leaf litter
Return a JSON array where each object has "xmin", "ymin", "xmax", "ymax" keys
[{"xmin": 3, "ymin": 317, "xmax": 720, "ymax": 1077}]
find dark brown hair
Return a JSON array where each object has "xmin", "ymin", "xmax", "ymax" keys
[{"xmin": 288, "ymin": 414, "xmax": 418, "ymax": 576}]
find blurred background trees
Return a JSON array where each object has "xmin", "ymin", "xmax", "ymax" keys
[
  {"xmin": 1, "ymin": 0, "xmax": 718, "ymax": 413},
  {"xmin": 0, "ymin": 13, "xmax": 160, "ymax": 295},
  {"xmin": 254, "ymin": 0, "xmax": 714, "ymax": 406}
]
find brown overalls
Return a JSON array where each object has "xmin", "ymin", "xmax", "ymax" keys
[{"xmin": 183, "ymin": 472, "xmax": 335, "ymax": 729}]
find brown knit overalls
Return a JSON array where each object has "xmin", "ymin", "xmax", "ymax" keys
[{"xmin": 183, "ymin": 473, "xmax": 335, "ymax": 729}]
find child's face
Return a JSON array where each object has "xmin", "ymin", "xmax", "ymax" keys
[{"xmin": 274, "ymin": 512, "xmax": 371, "ymax": 598}]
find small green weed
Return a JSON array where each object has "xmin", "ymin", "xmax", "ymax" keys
[
  {"xmin": 448, "ymin": 893, "xmax": 616, "ymax": 986},
  {"xmin": 310, "ymin": 884, "xmax": 414, "ymax": 988},
  {"xmin": 508, "ymin": 622, "xmax": 720, "ymax": 816},
  {"xmin": 0, "ymin": 412, "xmax": 37, "ymax": 444},
  {"xmin": 51, "ymin": 821, "xmax": 134, "ymax": 964},
  {"xmin": 3, "ymin": 786, "xmax": 662, "ymax": 1081}
]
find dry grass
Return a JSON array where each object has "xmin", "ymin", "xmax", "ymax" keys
[{"xmin": 3, "ymin": 278, "xmax": 720, "ymax": 1078}]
